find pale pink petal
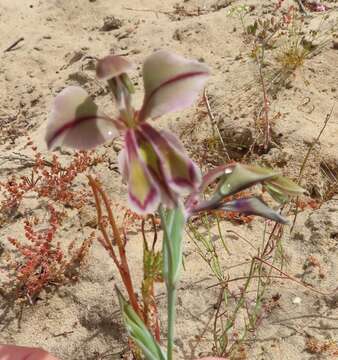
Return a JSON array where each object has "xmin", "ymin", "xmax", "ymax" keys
[
  {"xmin": 117, "ymin": 149, "xmax": 129, "ymax": 181},
  {"xmin": 96, "ymin": 55, "xmax": 133, "ymax": 81},
  {"xmin": 45, "ymin": 86, "xmax": 119, "ymax": 150},
  {"xmin": 134, "ymin": 129, "xmax": 177, "ymax": 208},
  {"xmin": 125, "ymin": 130, "xmax": 161, "ymax": 214},
  {"xmin": 139, "ymin": 51, "xmax": 210, "ymax": 120}
]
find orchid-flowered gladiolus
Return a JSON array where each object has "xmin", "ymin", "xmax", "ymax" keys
[{"xmin": 45, "ymin": 51, "xmax": 210, "ymax": 214}]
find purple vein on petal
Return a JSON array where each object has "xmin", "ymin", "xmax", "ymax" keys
[
  {"xmin": 46, "ymin": 86, "xmax": 120, "ymax": 150},
  {"xmin": 139, "ymin": 71, "xmax": 208, "ymax": 121},
  {"xmin": 128, "ymin": 187, "xmax": 158, "ymax": 214},
  {"xmin": 46, "ymin": 115, "xmax": 111, "ymax": 149},
  {"xmin": 135, "ymin": 129, "xmax": 177, "ymax": 207},
  {"xmin": 140, "ymin": 123, "xmax": 200, "ymax": 194}
]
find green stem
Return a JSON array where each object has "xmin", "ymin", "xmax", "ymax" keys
[
  {"xmin": 167, "ymin": 284, "xmax": 176, "ymax": 360},
  {"xmin": 159, "ymin": 206, "xmax": 178, "ymax": 360}
]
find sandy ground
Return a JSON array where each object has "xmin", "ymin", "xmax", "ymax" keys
[{"xmin": 0, "ymin": 0, "xmax": 337, "ymax": 359}]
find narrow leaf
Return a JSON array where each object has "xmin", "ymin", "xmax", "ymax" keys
[
  {"xmin": 219, "ymin": 197, "xmax": 289, "ymax": 224},
  {"xmin": 116, "ymin": 288, "xmax": 166, "ymax": 360},
  {"xmin": 46, "ymin": 86, "xmax": 118, "ymax": 150},
  {"xmin": 139, "ymin": 51, "xmax": 210, "ymax": 120}
]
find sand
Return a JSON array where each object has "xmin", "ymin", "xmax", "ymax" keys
[{"xmin": 0, "ymin": 0, "xmax": 337, "ymax": 359}]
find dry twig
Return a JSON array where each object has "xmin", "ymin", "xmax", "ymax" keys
[
  {"xmin": 290, "ymin": 104, "xmax": 334, "ymax": 233},
  {"xmin": 4, "ymin": 37, "xmax": 24, "ymax": 52},
  {"xmin": 203, "ymin": 89, "xmax": 230, "ymax": 161}
]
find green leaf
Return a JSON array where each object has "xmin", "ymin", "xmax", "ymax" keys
[
  {"xmin": 116, "ymin": 288, "xmax": 166, "ymax": 360},
  {"xmin": 143, "ymin": 245, "xmax": 163, "ymax": 282}
]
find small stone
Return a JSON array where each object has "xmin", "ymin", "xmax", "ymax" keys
[
  {"xmin": 68, "ymin": 71, "xmax": 90, "ymax": 85},
  {"xmin": 292, "ymin": 297, "xmax": 302, "ymax": 304},
  {"xmin": 5, "ymin": 73, "xmax": 14, "ymax": 82},
  {"xmin": 66, "ymin": 51, "xmax": 84, "ymax": 66},
  {"xmin": 26, "ymin": 85, "xmax": 35, "ymax": 94},
  {"xmin": 79, "ymin": 206, "xmax": 97, "ymax": 228},
  {"xmin": 101, "ymin": 16, "xmax": 123, "ymax": 32}
]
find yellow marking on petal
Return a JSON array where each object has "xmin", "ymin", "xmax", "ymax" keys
[
  {"xmin": 166, "ymin": 150, "xmax": 190, "ymax": 179},
  {"xmin": 138, "ymin": 141, "xmax": 161, "ymax": 173},
  {"xmin": 129, "ymin": 158, "xmax": 153, "ymax": 204}
]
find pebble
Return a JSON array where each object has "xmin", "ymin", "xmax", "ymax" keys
[{"xmin": 101, "ymin": 16, "xmax": 123, "ymax": 32}]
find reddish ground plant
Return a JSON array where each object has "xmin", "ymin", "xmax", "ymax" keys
[
  {"xmin": 0, "ymin": 144, "xmax": 104, "ymax": 225},
  {"xmin": 305, "ymin": 336, "xmax": 338, "ymax": 356},
  {"xmin": 88, "ymin": 176, "xmax": 163, "ymax": 344},
  {"xmin": 1, "ymin": 205, "xmax": 93, "ymax": 304}
]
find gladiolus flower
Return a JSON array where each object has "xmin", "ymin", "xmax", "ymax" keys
[{"xmin": 45, "ymin": 51, "xmax": 210, "ymax": 214}]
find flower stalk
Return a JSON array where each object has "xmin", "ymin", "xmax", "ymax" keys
[
  {"xmin": 159, "ymin": 205, "xmax": 185, "ymax": 360},
  {"xmin": 44, "ymin": 51, "xmax": 305, "ymax": 360}
]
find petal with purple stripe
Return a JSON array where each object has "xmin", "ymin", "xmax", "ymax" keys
[
  {"xmin": 140, "ymin": 123, "xmax": 201, "ymax": 195},
  {"xmin": 139, "ymin": 51, "xmax": 210, "ymax": 120},
  {"xmin": 45, "ymin": 86, "xmax": 119, "ymax": 150},
  {"xmin": 135, "ymin": 130, "xmax": 177, "ymax": 208},
  {"xmin": 124, "ymin": 130, "xmax": 160, "ymax": 214}
]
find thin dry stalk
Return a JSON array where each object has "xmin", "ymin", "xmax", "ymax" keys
[
  {"xmin": 258, "ymin": 60, "xmax": 271, "ymax": 151},
  {"xmin": 141, "ymin": 216, "xmax": 161, "ymax": 342},
  {"xmin": 294, "ymin": 0, "xmax": 308, "ymax": 14},
  {"xmin": 88, "ymin": 176, "xmax": 142, "ymax": 316},
  {"xmin": 203, "ymin": 89, "xmax": 231, "ymax": 161},
  {"xmin": 253, "ymin": 256, "xmax": 332, "ymax": 296},
  {"xmin": 290, "ymin": 105, "xmax": 334, "ymax": 233}
]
